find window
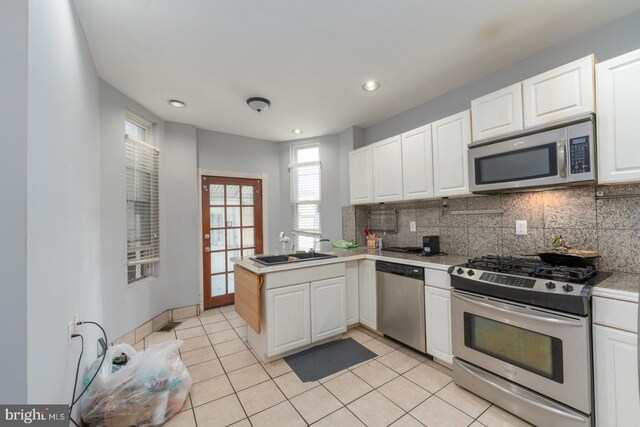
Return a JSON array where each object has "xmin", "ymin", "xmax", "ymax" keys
[
  {"xmin": 290, "ymin": 143, "xmax": 321, "ymax": 251},
  {"xmin": 125, "ymin": 113, "xmax": 159, "ymax": 284}
]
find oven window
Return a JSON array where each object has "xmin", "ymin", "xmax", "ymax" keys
[
  {"xmin": 475, "ymin": 142, "xmax": 557, "ymax": 185},
  {"xmin": 464, "ymin": 313, "xmax": 564, "ymax": 383}
]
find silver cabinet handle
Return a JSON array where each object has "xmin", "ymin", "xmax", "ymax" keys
[
  {"xmin": 557, "ymin": 138, "xmax": 567, "ymax": 178},
  {"xmin": 204, "ymin": 233, "xmax": 210, "ymax": 240},
  {"xmin": 204, "ymin": 247, "xmax": 211, "ymax": 253}
]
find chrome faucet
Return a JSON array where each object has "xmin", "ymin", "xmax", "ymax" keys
[{"xmin": 311, "ymin": 238, "xmax": 330, "ymax": 253}]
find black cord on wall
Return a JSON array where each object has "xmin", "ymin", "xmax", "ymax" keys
[{"xmin": 68, "ymin": 321, "xmax": 108, "ymax": 427}]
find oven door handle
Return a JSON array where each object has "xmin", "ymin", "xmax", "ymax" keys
[{"xmin": 452, "ymin": 292, "xmax": 585, "ymax": 327}]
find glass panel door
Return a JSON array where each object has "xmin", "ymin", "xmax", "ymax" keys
[{"xmin": 202, "ymin": 176, "xmax": 263, "ymax": 308}]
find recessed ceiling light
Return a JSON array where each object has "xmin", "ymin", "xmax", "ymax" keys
[
  {"xmin": 168, "ymin": 99, "xmax": 186, "ymax": 108},
  {"xmin": 362, "ymin": 80, "xmax": 380, "ymax": 91},
  {"xmin": 291, "ymin": 128, "xmax": 303, "ymax": 135}
]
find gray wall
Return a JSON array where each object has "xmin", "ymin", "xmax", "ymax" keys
[
  {"xmin": 26, "ymin": 0, "xmax": 102, "ymax": 403},
  {"xmin": 197, "ymin": 129, "xmax": 281, "ymax": 252},
  {"xmin": 99, "ymin": 81, "xmax": 170, "ymax": 340},
  {"xmin": 0, "ymin": 0, "xmax": 28, "ymax": 404},
  {"xmin": 279, "ymin": 134, "xmax": 344, "ymax": 247},
  {"xmin": 165, "ymin": 122, "xmax": 200, "ymax": 308},
  {"xmin": 364, "ymin": 9, "xmax": 640, "ymax": 144}
]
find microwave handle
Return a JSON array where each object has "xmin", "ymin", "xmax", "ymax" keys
[{"xmin": 557, "ymin": 138, "xmax": 567, "ymax": 178}]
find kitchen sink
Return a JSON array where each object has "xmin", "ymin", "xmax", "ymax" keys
[{"xmin": 251, "ymin": 252, "xmax": 337, "ymax": 265}]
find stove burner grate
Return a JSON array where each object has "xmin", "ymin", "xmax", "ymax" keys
[{"xmin": 465, "ymin": 255, "xmax": 597, "ymax": 283}]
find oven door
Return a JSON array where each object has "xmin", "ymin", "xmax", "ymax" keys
[
  {"xmin": 451, "ymin": 290, "xmax": 592, "ymax": 413},
  {"xmin": 469, "ymin": 126, "xmax": 568, "ymax": 192}
]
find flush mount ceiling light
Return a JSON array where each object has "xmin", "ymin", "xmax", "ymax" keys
[
  {"xmin": 246, "ymin": 97, "xmax": 271, "ymax": 113},
  {"xmin": 291, "ymin": 128, "xmax": 303, "ymax": 134},
  {"xmin": 168, "ymin": 99, "xmax": 186, "ymax": 108},
  {"xmin": 362, "ymin": 80, "xmax": 380, "ymax": 91}
]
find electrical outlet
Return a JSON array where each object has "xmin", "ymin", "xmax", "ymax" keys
[
  {"xmin": 409, "ymin": 221, "xmax": 416, "ymax": 232},
  {"xmin": 73, "ymin": 314, "xmax": 79, "ymax": 335},
  {"xmin": 515, "ymin": 220, "xmax": 528, "ymax": 236}
]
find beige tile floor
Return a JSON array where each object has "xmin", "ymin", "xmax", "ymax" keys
[{"xmin": 144, "ymin": 306, "xmax": 532, "ymax": 427}]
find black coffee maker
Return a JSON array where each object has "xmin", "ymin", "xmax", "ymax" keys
[{"xmin": 422, "ymin": 235, "xmax": 440, "ymax": 256}]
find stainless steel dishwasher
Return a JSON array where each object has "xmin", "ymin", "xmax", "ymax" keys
[{"xmin": 376, "ymin": 260, "xmax": 426, "ymax": 353}]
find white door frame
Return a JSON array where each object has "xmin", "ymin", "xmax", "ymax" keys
[{"xmin": 197, "ymin": 169, "xmax": 269, "ymax": 311}]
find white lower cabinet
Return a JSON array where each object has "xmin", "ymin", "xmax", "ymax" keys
[
  {"xmin": 358, "ymin": 260, "xmax": 377, "ymax": 330},
  {"xmin": 346, "ymin": 261, "xmax": 359, "ymax": 326},
  {"xmin": 311, "ymin": 277, "xmax": 347, "ymax": 342},
  {"xmin": 593, "ymin": 296, "xmax": 639, "ymax": 427},
  {"xmin": 267, "ymin": 283, "xmax": 311, "ymax": 355},
  {"xmin": 425, "ymin": 285, "xmax": 452, "ymax": 364}
]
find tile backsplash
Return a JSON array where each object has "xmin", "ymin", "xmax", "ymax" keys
[{"xmin": 342, "ymin": 184, "xmax": 640, "ymax": 274}]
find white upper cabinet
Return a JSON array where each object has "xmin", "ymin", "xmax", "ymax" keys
[
  {"xmin": 349, "ymin": 146, "xmax": 373, "ymax": 204},
  {"xmin": 471, "ymin": 83, "xmax": 524, "ymax": 142},
  {"xmin": 523, "ymin": 55, "xmax": 595, "ymax": 128},
  {"xmin": 432, "ymin": 110, "xmax": 471, "ymax": 197},
  {"xmin": 596, "ymin": 48, "xmax": 640, "ymax": 184},
  {"xmin": 372, "ymin": 136, "xmax": 403, "ymax": 202},
  {"xmin": 401, "ymin": 125, "xmax": 434, "ymax": 200}
]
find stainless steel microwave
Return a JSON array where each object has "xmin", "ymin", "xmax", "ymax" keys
[{"xmin": 468, "ymin": 117, "xmax": 595, "ymax": 193}]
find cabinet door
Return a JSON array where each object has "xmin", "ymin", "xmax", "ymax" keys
[
  {"xmin": 596, "ymin": 49, "xmax": 640, "ymax": 184},
  {"xmin": 311, "ymin": 277, "xmax": 347, "ymax": 342},
  {"xmin": 358, "ymin": 260, "xmax": 377, "ymax": 330},
  {"xmin": 346, "ymin": 261, "xmax": 359, "ymax": 326},
  {"xmin": 523, "ymin": 55, "xmax": 594, "ymax": 128},
  {"xmin": 267, "ymin": 283, "xmax": 311, "ymax": 356},
  {"xmin": 593, "ymin": 324, "xmax": 640, "ymax": 426},
  {"xmin": 432, "ymin": 110, "xmax": 471, "ymax": 197},
  {"xmin": 471, "ymin": 83, "xmax": 523, "ymax": 142},
  {"xmin": 425, "ymin": 286, "xmax": 452, "ymax": 364},
  {"xmin": 401, "ymin": 125, "xmax": 434, "ymax": 200},
  {"xmin": 372, "ymin": 136, "xmax": 403, "ymax": 202},
  {"xmin": 349, "ymin": 147, "xmax": 373, "ymax": 204}
]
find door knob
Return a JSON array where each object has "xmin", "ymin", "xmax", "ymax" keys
[
  {"xmin": 204, "ymin": 247, "xmax": 211, "ymax": 253},
  {"xmin": 204, "ymin": 233, "xmax": 210, "ymax": 240}
]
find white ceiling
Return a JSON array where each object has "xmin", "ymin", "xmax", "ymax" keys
[{"xmin": 74, "ymin": 0, "xmax": 640, "ymax": 142}]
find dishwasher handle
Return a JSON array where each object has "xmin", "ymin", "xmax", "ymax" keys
[{"xmin": 376, "ymin": 261, "xmax": 424, "ymax": 281}]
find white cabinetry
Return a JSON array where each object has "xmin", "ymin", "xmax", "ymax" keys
[
  {"xmin": 345, "ymin": 261, "xmax": 359, "ymax": 326},
  {"xmin": 401, "ymin": 125, "xmax": 434, "ymax": 200},
  {"xmin": 592, "ymin": 295, "xmax": 639, "ymax": 427},
  {"xmin": 372, "ymin": 136, "xmax": 403, "ymax": 202},
  {"xmin": 522, "ymin": 55, "xmax": 594, "ymax": 128},
  {"xmin": 432, "ymin": 110, "xmax": 471, "ymax": 197},
  {"xmin": 596, "ymin": 48, "xmax": 640, "ymax": 184},
  {"xmin": 471, "ymin": 83, "xmax": 523, "ymax": 142},
  {"xmin": 311, "ymin": 277, "xmax": 346, "ymax": 342},
  {"xmin": 424, "ymin": 268, "xmax": 453, "ymax": 364},
  {"xmin": 267, "ymin": 283, "xmax": 311, "ymax": 355},
  {"xmin": 349, "ymin": 146, "xmax": 373, "ymax": 204},
  {"xmin": 358, "ymin": 260, "xmax": 377, "ymax": 330}
]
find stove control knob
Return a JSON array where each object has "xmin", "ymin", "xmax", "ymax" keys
[
  {"xmin": 545, "ymin": 281, "xmax": 556, "ymax": 289},
  {"xmin": 457, "ymin": 268, "xmax": 464, "ymax": 274},
  {"xmin": 562, "ymin": 284, "xmax": 574, "ymax": 292},
  {"xmin": 467, "ymin": 270, "xmax": 475, "ymax": 277}
]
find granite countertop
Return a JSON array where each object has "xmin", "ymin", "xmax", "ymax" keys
[
  {"xmin": 592, "ymin": 272, "xmax": 639, "ymax": 302},
  {"xmin": 232, "ymin": 247, "xmax": 469, "ymax": 274}
]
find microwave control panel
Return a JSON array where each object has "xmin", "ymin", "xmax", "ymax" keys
[{"xmin": 569, "ymin": 136, "xmax": 591, "ymax": 174}]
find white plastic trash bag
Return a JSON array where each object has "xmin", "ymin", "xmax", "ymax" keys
[{"xmin": 80, "ymin": 340, "xmax": 192, "ymax": 426}]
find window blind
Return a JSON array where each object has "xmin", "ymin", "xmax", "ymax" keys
[
  {"xmin": 290, "ymin": 159, "xmax": 321, "ymax": 239},
  {"xmin": 126, "ymin": 135, "xmax": 160, "ymax": 270}
]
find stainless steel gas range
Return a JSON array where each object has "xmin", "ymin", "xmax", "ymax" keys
[{"xmin": 448, "ymin": 256, "xmax": 611, "ymax": 427}]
